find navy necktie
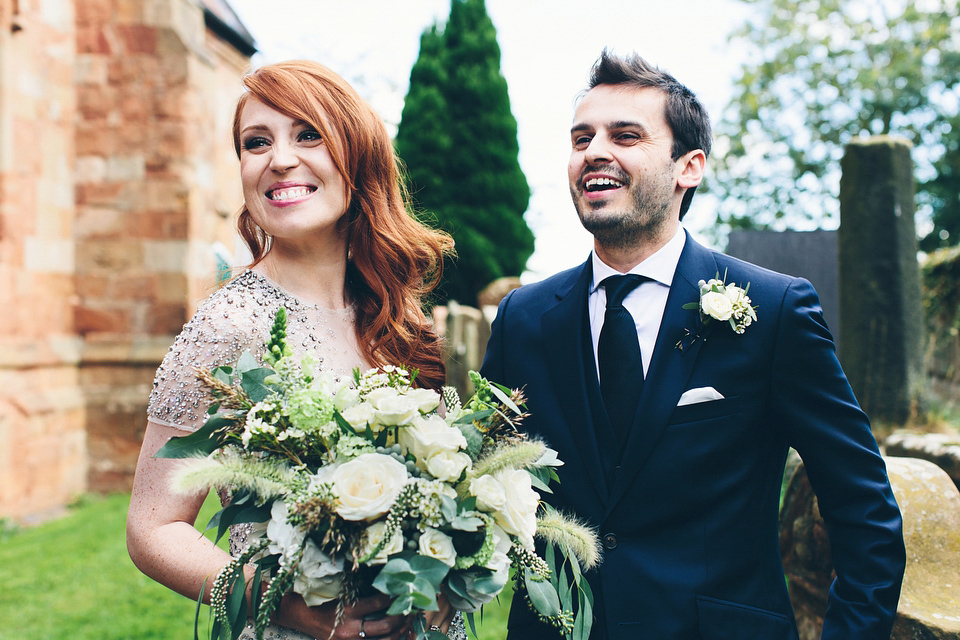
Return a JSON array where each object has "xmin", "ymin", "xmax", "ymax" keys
[{"xmin": 598, "ymin": 274, "xmax": 646, "ymax": 443}]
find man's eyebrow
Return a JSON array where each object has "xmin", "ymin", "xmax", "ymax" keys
[{"xmin": 570, "ymin": 120, "xmax": 648, "ymax": 135}]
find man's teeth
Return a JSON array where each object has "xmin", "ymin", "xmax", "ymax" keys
[
  {"xmin": 269, "ymin": 187, "xmax": 312, "ymax": 201},
  {"xmin": 585, "ymin": 178, "xmax": 624, "ymax": 191}
]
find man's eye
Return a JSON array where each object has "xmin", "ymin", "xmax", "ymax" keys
[
  {"xmin": 573, "ymin": 136, "xmax": 592, "ymax": 148},
  {"xmin": 616, "ymin": 132, "xmax": 640, "ymax": 142},
  {"xmin": 243, "ymin": 136, "xmax": 270, "ymax": 151}
]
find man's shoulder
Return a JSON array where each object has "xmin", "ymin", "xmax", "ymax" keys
[
  {"xmin": 690, "ymin": 241, "xmax": 798, "ymax": 291},
  {"xmin": 504, "ymin": 262, "xmax": 587, "ymax": 306}
]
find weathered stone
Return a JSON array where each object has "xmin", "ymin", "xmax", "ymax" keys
[
  {"xmin": 780, "ymin": 457, "xmax": 960, "ymax": 639},
  {"xmin": 886, "ymin": 431, "xmax": 960, "ymax": 489},
  {"xmin": 838, "ymin": 137, "xmax": 924, "ymax": 426},
  {"xmin": 477, "ymin": 276, "xmax": 522, "ymax": 308}
]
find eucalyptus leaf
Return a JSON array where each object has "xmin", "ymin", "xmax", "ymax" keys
[
  {"xmin": 235, "ymin": 350, "xmax": 259, "ymax": 373},
  {"xmin": 453, "ymin": 408, "xmax": 495, "ymax": 424},
  {"xmin": 524, "ymin": 568, "xmax": 562, "ymax": 617},
  {"xmin": 240, "ymin": 367, "xmax": 275, "ymax": 403},
  {"xmin": 457, "ymin": 423, "xmax": 484, "ymax": 459},
  {"xmin": 153, "ymin": 416, "xmax": 229, "ymax": 459}
]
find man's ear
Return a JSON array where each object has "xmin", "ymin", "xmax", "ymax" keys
[{"xmin": 677, "ymin": 149, "xmax": 706, "ymax": 189}]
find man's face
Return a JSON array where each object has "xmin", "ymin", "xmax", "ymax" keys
[{"xmin": 567, "ymin": 84, "xmax": 683, "ymax": 250}]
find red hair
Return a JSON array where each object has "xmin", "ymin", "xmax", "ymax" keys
[{"xmin": 232, "ymin": 60, "xmax": 453, "ymax": 390}]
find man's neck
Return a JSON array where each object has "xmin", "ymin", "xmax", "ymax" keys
[{"xmin": 594, "ymin": 220, "xmax": 680, "ymax": 273}]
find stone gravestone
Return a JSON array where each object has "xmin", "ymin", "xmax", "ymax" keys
[
  {"xmin": 726, "ymin": 230, "xmax": 839, "ymax": 350},
  {"xmin": 838, "ymin": 136, "xmax": 923, "ymax": 426},
  {"xmin": 780, "ymin": 457, "xmax": 960, "ymax": 638}
]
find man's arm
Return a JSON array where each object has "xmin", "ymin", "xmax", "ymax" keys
[{"xmin": 770, "ymin": 278, "xmax": 905, "ymax": 639}]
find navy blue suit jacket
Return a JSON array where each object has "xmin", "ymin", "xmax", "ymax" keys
[{"xmin": 480, "ymin": 232, "xmax": 905, "ymax": 640}]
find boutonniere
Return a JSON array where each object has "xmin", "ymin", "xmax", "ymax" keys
[{"xmin": 676, "ymin": 270, "xmax": 758, "ymax": 351}]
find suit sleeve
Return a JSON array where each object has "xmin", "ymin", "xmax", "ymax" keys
[{"xmin": 769, "ymin": 278, "xmax": 905, "ymax": 639}]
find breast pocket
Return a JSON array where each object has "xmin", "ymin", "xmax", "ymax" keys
[{"xmin": 668, "ymin": 395, "xmax": 741, "ymax": 426}]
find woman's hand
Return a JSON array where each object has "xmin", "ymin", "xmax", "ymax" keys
[
  {"xmin": 277, "ymin": 592, "xmax": 412, "ymax": 640},
  {"xmin": 418, "ymin": 593, "xmax": 455, "ymax": 635}
]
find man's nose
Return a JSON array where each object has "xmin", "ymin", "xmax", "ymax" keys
[{"xmin": 584, "ymin": 135, "xmax": 613, "ymax": 164}]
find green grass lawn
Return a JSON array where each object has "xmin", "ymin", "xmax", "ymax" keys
[{"xmin": 0, "ymin": 493, "xmax": 510, "ymax": 639}]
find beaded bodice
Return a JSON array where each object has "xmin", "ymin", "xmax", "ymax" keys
[{"xmin": 147, "ymin": 269, "xmax": 368, "ymax": 432}]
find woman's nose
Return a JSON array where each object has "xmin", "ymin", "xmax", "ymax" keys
[{"xmin": 269, "ymin": 141, "xmax": 299, "ymax": 172}]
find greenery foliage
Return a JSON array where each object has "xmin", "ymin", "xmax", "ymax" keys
[
  {"xmin": 396, "ymin": 0, "xmax": 533, "ymax": 305},
  {"xmin": 0, "ymin": 493, "xmax": 512, "ymax": 639},
  {"xmin": 711, "ymin": 0, "xmax": 960, "ymax": 249}
]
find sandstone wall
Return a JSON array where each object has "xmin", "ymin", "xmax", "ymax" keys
[
  {"xmin": 0, "ymin": 0, "xmax": 249, "ymax": 520},
  {"xmin": 0, "ymin": 0, "xmax": 85, "ymax": 521}
]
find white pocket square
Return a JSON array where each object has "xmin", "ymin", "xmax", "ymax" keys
[{"xmin": 677, "ymin": 387, "xmax": 725, "ymax": 406}]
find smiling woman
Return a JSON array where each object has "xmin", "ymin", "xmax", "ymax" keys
[{"xmin": 126, "ymin": 60, "xmax": 455, "ymax": 640}]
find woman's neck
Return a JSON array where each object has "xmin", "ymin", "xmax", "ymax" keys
[{"xmin": 254, "ymin": 240, "xmax": 350, "ymax": 310}]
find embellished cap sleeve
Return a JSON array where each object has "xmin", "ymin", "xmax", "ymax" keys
[{"xmin": 147, "ymin": 279, "xmax": 270, "ymax": 431}]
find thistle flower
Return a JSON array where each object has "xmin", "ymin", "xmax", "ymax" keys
[{"xmin": 535, "ymin": 510, "xmax": 602, "ymax": 570}]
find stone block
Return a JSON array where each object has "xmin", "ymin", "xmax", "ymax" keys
[
  {"xmin": 73, "ymin": 305, "xmax": 133, "ymax": 335},
  {"xmin": 116, "ymin": 24, "xmax": 157, "ymax": 54},
  {"xmin": 886, "ymin": 431, "xmax": 960, "ymax": 489},
  {"xmin": 780, "ymin": 457, "xmax": 960, "ymax": 638},
  {"xmin": 24, "ymin": 237, "xmax": 75, "ymax": 273},
  {"xmin": 839, "ymin": 137, "xmax": 923, "ymax": 425}
]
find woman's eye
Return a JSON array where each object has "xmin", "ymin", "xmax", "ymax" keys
[
  {"xmin": 298, "ymin": 129, "xmax": 323, "ymax": 143},
  {"xmin": 243, "ymin": 136, "xmax": 270, "ymax": 151}
]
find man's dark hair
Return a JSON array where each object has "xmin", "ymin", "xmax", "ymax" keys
[{"xmin": 587, "ymin": 50, "xmax": 712, "ymax": 218}]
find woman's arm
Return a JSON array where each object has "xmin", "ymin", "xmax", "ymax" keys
[{"xmin": 126, "ymin": 420, "xmax": 412, "ymax": 639}]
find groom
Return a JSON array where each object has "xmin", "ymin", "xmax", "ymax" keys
[{"xmin": 480, "ymin": 50, "xmax": 905, "ymax": 639}]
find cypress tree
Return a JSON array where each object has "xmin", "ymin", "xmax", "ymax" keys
[{"xmin": 396, "ymin": 0, "xmax": 533, "ymax": 305}]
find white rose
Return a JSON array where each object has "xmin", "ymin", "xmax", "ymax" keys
[
  {"xmin": 492, "ymin": 469, "xmax": 539, "ymax": 551},
  {"xmin": 470, "ymin": 475, "xmax": 507, "ymax": 513},
  {"xmin": 701, "ymin": 291, "xmax": 734, "ymax": 321},
  {"xmin": 334, "ymin": 386, "xmax": 361, "ymax": 412},
  {"xmin": 425, "ymin": 450, "xmax": 472, "ymax": 482},
  {"xmin": 294, "ymin": 540, "xmax": 344, "ymax": 606},
  {"xmin": 339, "ymin": 402, "xmax": 375, "ymax": 430},
  {"xmin": 365, "ymin": 387, "xmax": 399, "ymax": 407},
  {"xmin": 373, "ymin": 395, "xmax": 420, "ymax": 427},
  {"xmin": 405, "ymin": 388, "xmax": 441, "ymax": 413},
  {"xmin": 266, "ymin": 500, "xmax": 305, "ymax": 557},
  {"xmin": 330, "ymin": 453, "xmax": 409, "ymax": 521},
  {"xmin": 399, "ymin": 414, "xmax": 467, "ymax": 463},
  {"xmin": 723, "ymin": 284, "xmax": 744, "ymax": 304},
  {"xmin": 418, "ymin": 528, "xmax": 457, "ymax": 567},
  {"xmin": 360, "ymin": 520, "xmax": 404, "ymax": 565}
]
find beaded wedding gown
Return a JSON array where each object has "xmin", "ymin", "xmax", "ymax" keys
[{"xmin": 147, "ymin": 269, "xmax": 466, "ymax": 640}]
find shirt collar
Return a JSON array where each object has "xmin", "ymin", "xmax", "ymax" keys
[{"xmin": 590, "ymin": 225, "xmax": 686, "ymax": 293}]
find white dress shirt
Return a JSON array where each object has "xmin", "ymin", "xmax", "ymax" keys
[{"xmin": 588, "ymin": 226, "xmax": 686, "ymax": 379}]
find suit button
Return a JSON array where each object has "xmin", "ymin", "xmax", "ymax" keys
[{"xmin": 602, "ymin": 533, "xmax": 618, "ymax": 550}]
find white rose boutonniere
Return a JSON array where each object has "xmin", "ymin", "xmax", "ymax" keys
[{"xmin": 677, "ymin": 270, "xmax": 758, "ymax": 350}]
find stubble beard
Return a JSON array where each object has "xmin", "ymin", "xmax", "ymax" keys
[{"xmin": 571, "ymin": 165, "xmax": 675, "ymax": 251}]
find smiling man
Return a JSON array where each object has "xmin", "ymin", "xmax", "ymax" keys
[{"xmin": 481, "ymin": 50, "xmax": 905, "ymax": 640}]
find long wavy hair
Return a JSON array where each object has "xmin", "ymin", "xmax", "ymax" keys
[{"xmin": 232, "ymin": 60, "xmax": 453, "ymax": 390}]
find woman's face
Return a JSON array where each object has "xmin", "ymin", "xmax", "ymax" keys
[{"xmin": 238, "ymin": 97, "xmax": 349, "ymax": 248}]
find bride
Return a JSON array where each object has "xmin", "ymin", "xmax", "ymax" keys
[{"xmin": 127, "ymin": 60, "xmax": 462, "ymax": 640}]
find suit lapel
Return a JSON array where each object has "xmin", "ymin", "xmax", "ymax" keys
[
  {"xmin": 541, "ymin": 259, "xmax": 609, "ymax": 506},
  {"xmin": 607, "ymin": 233, "xmax": 719, "ymax": 511}
]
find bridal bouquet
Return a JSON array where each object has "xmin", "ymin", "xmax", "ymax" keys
[{"xmin": 157, "ymin": 308, "xmax": 599, "ymax": 640}]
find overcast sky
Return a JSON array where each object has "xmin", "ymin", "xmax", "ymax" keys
[{"xmin": 228, "ymin": 0, "xmax": 754, "ymax": 281}]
